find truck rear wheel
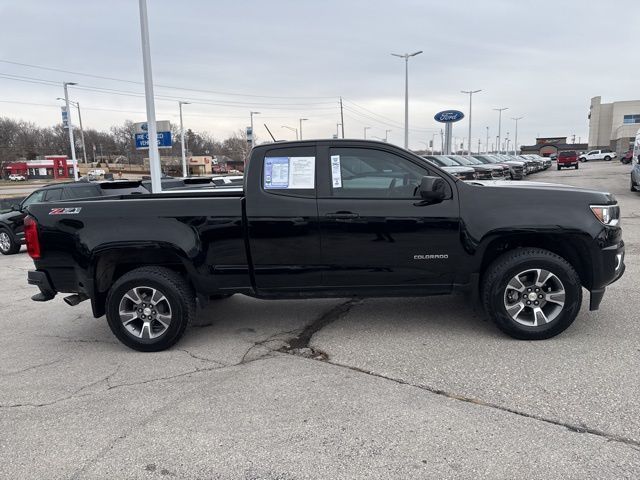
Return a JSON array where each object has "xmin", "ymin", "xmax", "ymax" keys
[
  {"xmin": 482, "ymin": 248, "xmax": 582, "ymax": 340},
  {"xmin": 105, "ymin": 266, "xmax": 195, "ymax": 351}
]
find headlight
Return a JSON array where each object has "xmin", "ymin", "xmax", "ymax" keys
[
  {"xmin": 472, "ymin": 172, "xmax": 478, "ymax": 179},
  {"xmin": 590, "ymin": 204, "xmax": 620, "ymax": 226}
]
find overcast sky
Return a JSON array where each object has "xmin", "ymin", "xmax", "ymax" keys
[{"xmin": 0, "ymin": 0, "xmax": 639, "ymax": 150}]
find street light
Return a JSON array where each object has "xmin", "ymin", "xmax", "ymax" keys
[
  {"xmin": 62, "ymin": 82, "xmax": 79, "ymax": 181},
  {"xmin": 364, "ymin": 126, "xmax": 371, "ymax": 139},
  {"xmin": 57, "ymin": 97, "xmax": 87, "ymax": 165},
  {"xmin": 461, "ymin": 89, "xmax": 482, "ymax": 156},
  {"xmin": 281, "ymin": 125, "xmax": 298, "ymax": 140},
  {"xmin": 493, "ymin": 107, "xmax": 508, "ymax": 154},
  {"xmin": 391, "ymin": 50, "xmax": 423, "ymax": 149},
  {"xmin": 179, "ymin": 101, "xmax": 190, "ymax": 177},
  {"xmin": 337, "ymin": 123, "xmax": 342, "ymax": 139},
  {"xmin": 299, "ymin": 118, "xmax": 308, "ymax": 139},
  {"xmin": 485, "ymin": 126, "xmax": 490, "ymax": 154},
  {"xmin": 250, "ymin": 111, "xmax": 260, "ymax": 149},
  {"xmin": 511, "ymin": 116, "xmax": 524, "ymax": 155}
]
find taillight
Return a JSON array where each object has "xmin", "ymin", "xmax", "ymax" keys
[{"xmin": 24, "ymin": 215, "xmax": 40, "ymax": 259}]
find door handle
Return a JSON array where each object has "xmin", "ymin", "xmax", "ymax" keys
[{"xmin": 325, "ymin": 211, "xmax": 359, "ymax": 219}]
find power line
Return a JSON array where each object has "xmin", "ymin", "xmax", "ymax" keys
[{"xmin": 0, "ymin": 59, "xmax": 337, "ymax": 100}]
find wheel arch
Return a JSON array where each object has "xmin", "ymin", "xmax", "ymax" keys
[
  {"xmin": 478, "ymin": 233, "xmax": 593, "ymax": 290},
  {"xmin": 90, "ymin": 243, "xmax": 197, "ymax": 317}
]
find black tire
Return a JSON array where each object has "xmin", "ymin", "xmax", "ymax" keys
[
  {"xmin": 579, "ymin": 157, "xmax": 586, "ymax": 162},
  {"xmin": 0, "ymin": 229, "xmax": 20, "ymax": 255},
  {"xmin": 105, "ymin": 266, "xmax": 195, "ymax": 351},
  {"xmin": 482, "ymin": 248, "xmax": 582, "ymax": 340},
  {"xmin": 575, "ymin": 164, "xmax": 579, "ymax": 170},
  {"xmin": 632, "ymin": 179, "xmax": 637, "ymax": 192}
]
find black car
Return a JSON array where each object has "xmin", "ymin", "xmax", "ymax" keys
[{"xmin": 0, "ymin": 180, "xmax": 147, "ymax": 255}]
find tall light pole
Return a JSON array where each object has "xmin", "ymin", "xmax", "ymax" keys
[
  {"xmin": 62, "ymin": 82, "xmax": 79, "ymax": 180},
  {"xmin": 493, "ymin": 107, "xmax": 508, "ymax": 154},
  {"xmin": 485, "ymin": 126, "xmax": 490, "ymax": 154},
  {"xmin": 385, "ymin": 129, "xmax": 392, "ymax": 142},
  {"xmin": 364, "ymin": 126, "xmax": 371, "ymax": 139},
  {"xmin": 337, "ymin": 123, "xmax": 342, "ymax": 138},
  {"xmin": 431, "ymin": 132, "xmax": 436, "ymax": 154},
  {"xmin": 250, "ymin": 111, "xmax": 260, "ymax": 149},
  {"xmin": 281, "ymin": 125, "xmax": 298, "ymax": 140},
  {"xmin": 179, "ymin": 101, "xmax": 190, "ymax": 177},
  {"xmin": 512, "ymin": 116, "xmax": 524, "ymax": 155},
  {"xmin": 138, "ymin": 0, "xmax": 162, "ymax": 192},
  {"xmin": 461, "ymin": 89, "xmax": 482, "ymax": 156},
  {"xmin": 58, "ymin": 98, "xmax": 87, "ymax": 164},
  {"xmin": 299, "ymin": 118, "xmax": 308, "ymax": 139},
  {"xmin": 391, "ymin": 50, "xmax": 423, "ymax": 149}
]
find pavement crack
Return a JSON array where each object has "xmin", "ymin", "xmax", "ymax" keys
[
  {"xmin": 1, "ymin": 357, "xmax": 65, "ymax": 376},
  {"xmin": 177, "ymin": 348, "xmax": 227, "ymax": 366},
  {"xmin": 318, "ymin": 359, "xmax": 640, "ymax": 451},
  {"xmin": 282, "ymin": 298, "xmax": 362, "ymax": 351}
]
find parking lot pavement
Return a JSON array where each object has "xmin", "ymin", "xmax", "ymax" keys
[{"xmin": 1, "ymin": 160, "xmax": 639, "ymax": 479}]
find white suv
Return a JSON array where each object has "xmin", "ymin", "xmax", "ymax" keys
[
  {"xmin": 8, "ymin": 174, "xmax": 26, "ymax": 181},
  {"xmin": 579, "ymin": 149, "xmax": 616, "ymax": 162}
]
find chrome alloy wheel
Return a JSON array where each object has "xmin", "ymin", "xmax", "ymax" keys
[
  {"xmin": 0, "ymin": 232, "xmax": 10, "ymax": 252},
  {"xmin": 503, "ymin": 269, "xmax": 566, "ymax": 327},
  {"xmin": 118, "ymin": 286, "xmax": 172, "ymax": 339}
]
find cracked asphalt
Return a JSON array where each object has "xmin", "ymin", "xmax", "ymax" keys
[{"xmin": 1, "ymin": 161, "xmax": 639, "ymax": 479}]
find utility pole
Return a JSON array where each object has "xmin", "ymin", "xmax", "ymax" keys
[
  {"xmin": 512, "ymin": 117, "xmax": 524, "ymax": 156},
  {"xmin": 179, "ymin": 101, "xmax": 190, "ymax": 177},
  {"xmin": 364, "ymin": 126, "xmax": 371, "ymax": 139},
  {"xmin": 250, "ymin": 111, "xmax": 260, "ymax": 149},
  {"xmin": 299, "ymin": 118, "xmax": 308, "ymax": 140},
  {"xmin": 485, "ymin": 126, "xmax": 490, "ymax": 154},
  {"xmin": 138, "ymin": 0, "xmax": 162, "ymax": 193},
  {"xmin": 493, "ymin": 107, "xmax": 508, "ymax": 154},
  {"xmin": 461, "ymin": 89, "xmax": 482, "ymax": 156},
  {"xmin": 339, "ymin": 97, "xmax": 345, "ymax": 138},
  {"xmin": 63, "ymin": 82, "xmax": 79, "ymax": 181},
  {"xmin": 391, "ymin": 50, "xmax": 423, "ymax": 149}
]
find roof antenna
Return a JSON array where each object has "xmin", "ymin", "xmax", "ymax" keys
[{"xmin": 263, "ymin": 123, "xmax": 277, "ymax": 142}]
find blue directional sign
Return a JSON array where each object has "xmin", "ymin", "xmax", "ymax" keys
[{"xmin": 135, "ymin": 131, "xmax": 172, "ymax": 149}]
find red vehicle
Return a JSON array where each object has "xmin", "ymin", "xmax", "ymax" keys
[{"xmin": 557, "ymin": 150, "xmax": 579, "ymax": 170}]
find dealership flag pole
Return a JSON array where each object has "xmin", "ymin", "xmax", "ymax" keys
[
  {"xmin": 461, "ymin": 89, "xmax": 481, "ymax": 156},
  {"xmin": 138, "ymin": 0, "xmax": 162, "ymax": 193}
]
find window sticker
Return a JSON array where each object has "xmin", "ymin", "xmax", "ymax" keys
[
  {"xmin": 330, "ymin": 155, "xmax": 342, "ymax": 188},
  {"xmin": 264, "ymin": 156, "xmax": 315, "ymax": 189}
]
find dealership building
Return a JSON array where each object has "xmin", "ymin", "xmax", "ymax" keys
[
  {"xmin": 520, "ymin": 137, "xmax": 587, "ymax": 157},
  {"xmin": 588, "ymin": 96, "xmax": 640, "ymax": 155},
  {"xmin": 3, "ymin": 156, "xmax": 75, "ymax": 179}
]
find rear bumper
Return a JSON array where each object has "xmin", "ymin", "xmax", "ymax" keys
[{"xmin": 28, "ymin": 270, "xmax": 57, "ymax": 301}]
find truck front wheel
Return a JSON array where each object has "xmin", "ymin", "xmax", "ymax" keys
[
  {"xmin": 105, "ymin": 266, "xmax": 195, "ymax": 351},
  {"xmin": 482, "ymin": 248, "xmax": 582, "ymax": 340}
]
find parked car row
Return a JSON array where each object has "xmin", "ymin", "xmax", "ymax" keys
[{"xmin": 422, "ymin": 154, "xmax": 550, "ymax": 181}]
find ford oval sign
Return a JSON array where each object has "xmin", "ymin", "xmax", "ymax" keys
[{"xmin": 434, "ymin": 110, "xmax": 465, "ymax": 123}]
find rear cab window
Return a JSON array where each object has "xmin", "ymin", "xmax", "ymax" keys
[{"xmin": 262, "ymin": 146, "xmax": 316, "ymax": 198}]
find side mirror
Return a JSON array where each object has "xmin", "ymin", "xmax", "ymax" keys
[
  {"xmin": 419, "ymin": 176, "xmax": 446, "ymax": 202},
  {"xmin": 11, "ymin": 204, "xmax": 21, "ymax": 212}
]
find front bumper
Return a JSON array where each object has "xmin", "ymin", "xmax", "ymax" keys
[{"xmin": 589, "ymin": 241, "xmax": 625, "ymax": 311}]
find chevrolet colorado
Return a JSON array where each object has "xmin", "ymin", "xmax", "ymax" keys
[{"xmin": 24, "ymin": 140, "xmax": 625, "ymax": 351}]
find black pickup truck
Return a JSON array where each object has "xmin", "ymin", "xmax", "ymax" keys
[{"xmin": 24, "ymin": 140, "xmax": 625, "ymax": 351}]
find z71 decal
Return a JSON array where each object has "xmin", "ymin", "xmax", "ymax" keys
[{"xmin": 49, "ymin": 207, "xmax": 82, "ymax": 215}]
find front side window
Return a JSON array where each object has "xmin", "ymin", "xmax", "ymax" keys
[
  {"xmin": 21, "ymin": 190, "xmax": 45, "ymax": 207},
  {"xmin": 329, "ymin": 148, "xmax": 427, "ymax": 198}
]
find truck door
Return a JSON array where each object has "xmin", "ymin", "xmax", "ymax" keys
[
  {"xmin": 316, "ymin": 145, "xmax": 461, "ymax": 292},
  {"xmin": 244, "ymin": 145, "xmax": 322, "ymax": 292}
]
